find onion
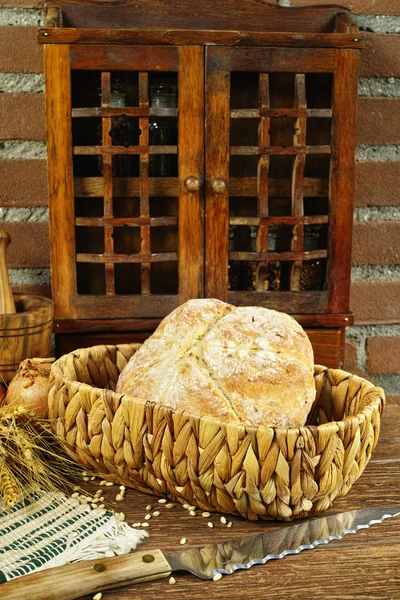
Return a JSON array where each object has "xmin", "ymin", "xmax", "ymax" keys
[{"xmin": 6, "ymin": 358, "xmax": 54, "ymax": 418}]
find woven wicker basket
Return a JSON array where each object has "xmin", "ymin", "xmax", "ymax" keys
[{"xmin": 48, "ymin": 343, "xmax": 385, "ymax": 521}]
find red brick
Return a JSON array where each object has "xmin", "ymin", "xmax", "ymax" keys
[
  {"xmin": 343, "ymin": 339, "xmax": 359, "ymax": 372},
  {"xmin": 360, "ymin": 34, "xmax": 400, "ymax": 78},
  {"xmin": 355, "ymin": 162, "xmax": 400, "ymax": 207},
  {"xmin": 2, "ymin": 223, "xmax": 50, "ymax": 268},
  {"xmin": 289, "ymin": 0, "xmax": 400, "ymax": 14},
  {"xmin": 351, "ymin": 281, "xmax": 400, "ymax": 325},
  {"xmin": 0, "ymin": 0, "xmax": 43, "ymax": 5},
  {"xmin": 357, "ymin": 98, "xmax": 400, "ymax": 146},
  {"xmin": 0, "ymin": 160, "xmax": 48, "ymax": 207},
  {"xmin": 0, "ymin": 27, "xmax": 43, "ymax": 73},
  {"xmin": 352, "ymin": 222, "xmax": 400, "ymax": 265},
  {"xmin": 367, "ymin": 337, "xmax": 400, "ymax": 375},
  {"xmin": 0, "ymin": 94, "xmax": 45, "ymax": 141}
]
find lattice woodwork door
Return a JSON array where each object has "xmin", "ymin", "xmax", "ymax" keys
[
  {"xmin": 205, "ymin": 47, "xmax": 357, "ymax": 316},
  {"xmin": 46, "ymin": 45, "xmax": 204, "ymax": 321}
]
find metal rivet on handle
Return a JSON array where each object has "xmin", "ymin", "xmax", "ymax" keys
[{"xmin": 142, "ymin": 554, "xmax": 155, "ymax": 563}]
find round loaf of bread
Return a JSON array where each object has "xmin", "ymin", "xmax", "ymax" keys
[{"xmin": 116, "ymin": 299, "xmax": 316, "ymax": 427}]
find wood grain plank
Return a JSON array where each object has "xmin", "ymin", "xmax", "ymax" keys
[
  {"xmin": 53, "ymin": 318, "xmax": 162, "ymax": 334},
  {"xmin": 72, "ymin": 107, "xmax": 178, "ymax": 118},
  {"xmin": 41, "ymin": 1, "xmax": 346, "ymax": 33},
  {"xmin": 306, "ymin": 327, "xmax": 343, "ymax": 367},
  {"xmin": 101, "ymin": 542, "xmax": 400, "ymax": 600},
  {"xmin": 65, "ymin": 403, "xmax": 399, "ymax": 600},
  {"xmin": 256, "ymin": 73, "xmax": 270, "ymax": 292},
  {"xmin": 70, "ymin": 45, "xmax": 179, "ymax": 71},
  {"xmin": 75, "ymin": 217, "xmax": 177, "ymax": 227},
  {"xmin": 73, "ymin": 145, "xmax": 177, "ymax": 155},
  {"xmin": 38, "ymin": 28, "xmax": 364, "ymax": 49},
  {"xmin": 205, "ymin": 47, "xmax": 230, "ymax": 300},
  {"xmin": 230, "ymin": 177, "xmax": 328, "ymax": 197},
  {"xmin": 228, "ymin": 47, "xmax": 336, "ymax": 72},
  {"xmin": 74, "ymin": 177, "xmax": 179, "ymax": 198},
  {"xmin": 76, "ymin": 252, "xmax": 177, "ymax": 264},
  {"xmin": 229, "ymin": 216, "xmax": 328, "ymax": 226},
  {"xmin": 231, "ymin": 108, "xmax": 332, "ymax": 118},
  {"xmin": 139, "ymin": 71, "xmax": 151, "ymax": 295},
  {"xmin": 73, "ymin": 177, "xmax": 328, "ymax": 199},
  {"xmin": 290, "ymin": 74, "xmax": 307, "ymax": 291},
  {"xmin": 53, "ymin": 313, "xmax": 353, "ymax": 332},
  {"xmin": 178, "ymin": 46, "xmax": 205, "ymax": 303},
  {"xmin": 328, "ymin": 50, "xmax": 359, "ymax": 313},
  {"xmin": 101, "ymin": 71, "xmax": 115, "ymax": 295},
  {"xmin": 230, "ymin": 145, "xmax": 331, "ymax": 155},
  {"xmin": 228, "ymin": 290, "xmax": 328, "ymax": 313},
  {"xmin": 73, "ymin": 294, "xmax": 179, "ymax": 319},
  {"xmin": 44, "ymin": 44, "xmax": 76, "ymax": 319},
  {"xmin": 229, "ymin": 250, "xmax": 327, "ymax": 261}
]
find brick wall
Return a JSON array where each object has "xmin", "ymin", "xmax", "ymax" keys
[{"xmin": 0, "ymin": 1, "xmax": 399, "ymax": 398}]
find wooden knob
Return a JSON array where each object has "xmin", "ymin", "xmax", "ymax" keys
[
  {"xmin": 210, "ymin": 178, "xmax": 227, "ymax": 194},
  {"xmin": 184, "ymin": 176, "xmax": 201, "ymax": 193},
  {"xmin": 0, "ymin": 231, "xmax": 16, "ymax": 314}
]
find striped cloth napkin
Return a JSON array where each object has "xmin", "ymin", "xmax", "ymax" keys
[{"xmin": 0, "ymin": 490, "xmax": 148, "ymax": 583}]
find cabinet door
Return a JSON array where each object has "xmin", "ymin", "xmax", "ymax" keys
[
  {"xmin": 46, "ymin": 45, "xmax": 204, "ymax": 320},
  {"xmin": 205, "ymin": 47, "xmax": 358, "ymax": 316}
]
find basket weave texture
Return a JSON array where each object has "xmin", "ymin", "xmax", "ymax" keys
[{"xmin": 49, "ymin": 344, "xmax": 385, "ymax": 521}]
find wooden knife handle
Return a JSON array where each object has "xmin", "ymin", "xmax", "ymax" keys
[
  {"xmin": 1, "ymin": 548, "xmax": 172, "ymax": 600},
  {"xmin": 0, "ymin": 230, "xmax": 16, "ymax": 314}
]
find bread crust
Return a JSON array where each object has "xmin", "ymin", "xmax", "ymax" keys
[{"xmin": 116, "ymin": 299, "xmax": 315, "ymax": 427}]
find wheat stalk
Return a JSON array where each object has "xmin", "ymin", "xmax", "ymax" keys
[{"xmin": 0, "ymin": 404, "xmax": 82, "ymax": 508}]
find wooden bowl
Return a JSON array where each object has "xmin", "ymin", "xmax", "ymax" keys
[
  {"xmin": 48, "ymin": 343, "xmax": 385, "ymax": 521},
  {"xmin": 0, "ymin": 294, "xmax": 54, "ymax": 384}
]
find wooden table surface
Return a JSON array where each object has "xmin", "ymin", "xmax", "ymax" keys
[{"xmin": 71, "ymin": 397, "xmax": 400, "ymax": 600}]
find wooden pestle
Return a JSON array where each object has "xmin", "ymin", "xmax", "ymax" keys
[{"xmin": 0, "ymin": 230, "xmax": 17, "ymax": 314}]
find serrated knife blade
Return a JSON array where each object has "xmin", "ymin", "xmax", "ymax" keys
[
  {"xmin": 2, "ymin": 506, "xmax": 399, "ymax": 600},
  {"xmin": 165, "ymin": 505, "xmax": 400, "ymax": 579}
]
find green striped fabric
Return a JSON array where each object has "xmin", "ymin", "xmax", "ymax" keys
[{"xmin": 0, "ymin": 491, "xmax": 148, "ymax": 583}]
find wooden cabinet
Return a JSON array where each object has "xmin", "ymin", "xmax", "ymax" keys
[{"xmin": 40, "ymin": 1, "xmax": 362, "ymax": 366}]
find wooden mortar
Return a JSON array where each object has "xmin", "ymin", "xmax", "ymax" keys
[{"xmin": 0, "ymin": 231, "xmax": 54, "ymax": 384}]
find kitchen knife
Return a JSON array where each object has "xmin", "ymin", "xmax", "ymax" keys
[{"xmin": 2, "ymin": 505, "xmax": 399, "ymax": 600}]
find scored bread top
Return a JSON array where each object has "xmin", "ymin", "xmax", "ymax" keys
[{"xmin": 116, "ymin": 298, "xmax": 316, "ymax": 428}]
